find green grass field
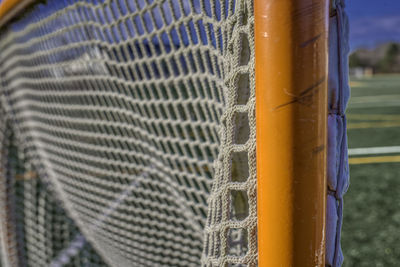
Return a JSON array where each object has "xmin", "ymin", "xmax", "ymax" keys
[{"xmin": 342, "ymin": 75, "xmax": 400, "ymax": 266}]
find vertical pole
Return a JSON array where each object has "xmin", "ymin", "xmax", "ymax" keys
[
  {"xmin": 0, "ymin": 0, "xmax": 34, "ymax": 29},
  {"xmin": 255, "ymin": 0, "xmax": 329, "ymax": 266}
]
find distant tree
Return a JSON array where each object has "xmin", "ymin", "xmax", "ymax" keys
[
  {"xmin": 349, "ymin": 42, "xmax": 400, "ymax": 73},
  {"xmin": 349, "ymin": 51, "xmax": 372, "ymax": 68},
  {"xmin": 377, "ymin": 43, "xmax": 400, "ymax": 73},
  {"xmin": 349, "ymin": 53, "xmax": 361, "ymax": 68},
  {"xmin": 349, "ymin": 53, "xmax": 369, "ymax": 68}
]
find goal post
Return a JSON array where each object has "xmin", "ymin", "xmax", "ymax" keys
[
  {"xmin": 0, "ymin": 0, "xmax": 34, "ymax": 28},
  {"xmin": 255, "ymin": 0, "xmax": 328, "ymax": 266}
]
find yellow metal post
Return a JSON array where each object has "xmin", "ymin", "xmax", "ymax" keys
[{"xmin": 255, "ymin": 0, "xmax": 329, "ymax": 266}]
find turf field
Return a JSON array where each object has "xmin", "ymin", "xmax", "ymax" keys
[{"xmin": 342, "ymin": 75, "xmax": 400, "ymax": 266}]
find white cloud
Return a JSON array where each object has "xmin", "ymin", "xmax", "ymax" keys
[
  {"xmin": 351, "ymin": 16, "xmax": 400, "ymax": 37},
  {"xmin": 350, "ymin": 15, "xmax": 400, "ymax": 49}
]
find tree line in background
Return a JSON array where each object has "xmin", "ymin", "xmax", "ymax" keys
[{"xmin": 349, "ymin": 42, "xmax": 400, "ymax": 73}]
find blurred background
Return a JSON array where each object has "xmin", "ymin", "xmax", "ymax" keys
[{"xmin": 343, "ymin": 0, "xmax": 400, "ymax": 266}]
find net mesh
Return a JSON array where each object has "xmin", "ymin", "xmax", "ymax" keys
[
  {"xmin": 0, "ymin": 0, "xmax": 257, "ymax": 266},
  {"xmin": 0, "ymin": 127, "xmax": 107, "ymax": 267}
]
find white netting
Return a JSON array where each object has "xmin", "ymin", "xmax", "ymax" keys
[
  {"xmin": 0, "ymin": 0, "xmax": 257, "ymax": 266},
  {"xmin": 0, "ymin": 129, "xmax": 107, "ymax": 267}
]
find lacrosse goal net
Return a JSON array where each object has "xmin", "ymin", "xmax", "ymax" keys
[{"xmin": 0, "ymin": 0, "xmax": 350, "ymax": 266}]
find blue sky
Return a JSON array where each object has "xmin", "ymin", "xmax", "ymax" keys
[{"xmin": 346, "ymin": 0, "xmax": 400, "ymax": 51}]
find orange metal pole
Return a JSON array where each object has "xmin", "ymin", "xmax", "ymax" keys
[
  {"xmin": 255, "ymin": 0, "xmax": 329, "ymax": 266},
  {"xmin": 0, "ymin": 0, "xmax": 22, "ymax": 20},
  {"xmin": 0, "ymin": 0, "xmax": 34, "ymax": 29}
]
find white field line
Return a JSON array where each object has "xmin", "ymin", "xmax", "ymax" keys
[
  {"xmin": 347, "ymin": 114, "xmax": 400, "ymax": 120},
  {"xmin": 348, "ymin": 102, "xmax": 400, "ymax": 108},
  {"xmin": 348, "ymin": 94, "xmax": 400, "ymax": 108},
  {"xmin": 350, "ymin": 94, "xmax": 400, "ymax": 103},
  {"xmin": 348, "ymin": 146, "xmax": 400, "ymax": 156}
]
